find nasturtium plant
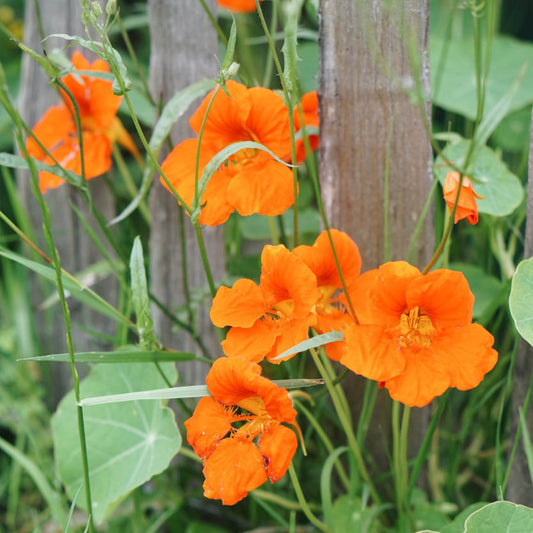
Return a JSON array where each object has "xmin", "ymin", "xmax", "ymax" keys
[
  {"xmin": 431, "ymin": 35, "xmax": 533, "ymax": 120},
  {"xmin": 510, "ymin": 257, "xmax": 533, "ymax": 348},
  {"xmin": 52, "ymin": 363, "xmax": 180, "ymax": 524},
  {"xmin": 434, "ymin": 139, "xmax": 523, "ymax": 218}
]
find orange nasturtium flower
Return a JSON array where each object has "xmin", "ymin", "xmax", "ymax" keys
[
  {"xmin": 26, "ymin": 51, "xmax": 137, "ymax": 193},
  {"xmin": 293, "ymin": 91, "xmax": 319, "ymax": 163},
  {"xmin": 185, "ymin": 356, "xmax": 299, "ymax": 505},
  {"xmin": 442, "ymin": 171, "xmax": 483, "ymax": 225},
  {"xmin": 210, "ymin": 244, "xmax": 318, "ymax": 363},
  {"xmin": 341, "ymin": 261, "xmax": 498, "ymax": 407},
  {"xmin": 294, "ymin": 229, "xmax": 361, "ymax": 360},
  {"xmin": 160, "ymin": 80, "xmax": 294, "ymax": 226},
  {"xmin": 217, "ymin": 0, "xmax": 259, "ymax": 12}
]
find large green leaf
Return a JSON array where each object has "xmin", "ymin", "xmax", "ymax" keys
[
  {"xmin": 510, "ymin": 257, "xmax": 533, "ymax": 347},
  {"xmin": 463, "ymin": 501, "xmax": 533, "ymax": 532},
  {"xmin": 431, "ymin": 35, "xmax": 533, "ymax": 120},
  {"xmin": 434, "ymin": 140, "xmax": 523, "ymax": 217},
  {"xmin": 52, "ymin": 363, "xmax": 180, "ymax": 524}
]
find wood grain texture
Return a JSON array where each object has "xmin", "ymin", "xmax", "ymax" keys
[
  {"xmin": 148, "ymin": 0, "xmax": 223, "ymax": 384},
  {"xmin": 17, "ymin": 0, "xmax": 116, "ymax": 405},
  {"xmin": 507, "ymin": 108, "xmax": 533, "ymax": 505},
  {"xmin": 319, "ymin": 0, "xmax": 433, "ymax": 467}
]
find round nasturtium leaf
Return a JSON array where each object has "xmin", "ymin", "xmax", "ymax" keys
[
  {"xmin": 52, "ymin": 363, "xmax": 180, "ymax": 524},
  {"xmin": 431, "ymin": 35, "xmax": 533, "ymax": 120},
  {"xmin": 510, "ymin": 257, "xmax": 533, "ymax": 348},
  {"xmin": 463, "ymin": 501, "xmax": 533, "ymax": 532},
  {"xmin": 434, "ymin": 140, "xmax": 523, "ymax": 218}
]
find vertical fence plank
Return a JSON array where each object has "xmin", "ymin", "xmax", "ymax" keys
[
  {"xmin": 507, "ymin": 109, "xmax": 533, "ymax": 506},
  {"xmin": 148, "ymin": 0, "xmax": 223, "ymax": 384},
  {"xmin": 17, "ymin": 0, "xmax": 115, "ymax": 405},
  {"xmin": 319, "ymin": 0, "xmax": 434, "ymax": 465}
]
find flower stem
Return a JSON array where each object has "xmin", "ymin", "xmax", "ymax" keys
[
  {"xmin": 310, "ymin": 348, "xmax": 381, "ymax": 505},
  {"xmin": 288, "ymin": 464, "xmax": 332, "ymax": 533}
]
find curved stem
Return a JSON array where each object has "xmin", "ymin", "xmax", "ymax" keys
[{"xmin": 288, "ymin": 464, "xmax": 332, "ymax": 533}]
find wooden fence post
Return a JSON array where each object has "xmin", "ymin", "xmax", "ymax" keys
[
  {"xmin": 17, "ymin": 0, "xmax": 115, "ymax": 406},
  {"xmin": 319, "ymin": 0, "xmax": 434, "ymax": 465},
  {"xmin": 507, "ymin": 110, "xmax": 533, "ymax": 506},
  {"xmin": 148, "ymin": 0, "xmax": 223, "ymax": 384}
]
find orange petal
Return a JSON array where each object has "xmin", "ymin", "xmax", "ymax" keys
[
  {"xmin": 199, "ymin": 165, "xmax": 235, "ymax": 226},
  {"xmin": 26, "ymin": 105, "xmax": 74, "ymax": 159},
  {"xmin": 217, "ymin": 0, "xmax": 259, "ymax": 12},
  {"xmin": 189, "ymin": 80, "xmax": 251, "ymax": 145},
  {"xmin": 206, "ymin": 357, "xmax": 296, "ymax": 423},
  {"xmin": 406, "ymin": 269, "xmax": 473, "ymax": 329},
  {"xmin": 258, "ymin": 423, "xmax": 297, "ymax": 482},
  {"xmin": 266, "ymin": 314, "xmax": 315, "ymax": 364},
  {"xmin": 383, "ymin": 346, "xmax": 450, "ymax": 407},
  {"xmin": 222, "ymin": 320, "xmax": 278, "ymax": 362},
  {"xmin": 259, "ymin": 245, "xmax": 318, "ymax": 319},
  {"xmin": 443, "ymin": 171, "xmax": 480, "ymax": 225},
  {"xmin": 246, "ymin": 87, "xmax": 291, "ymax": 157},
  {"xmin": 294, "ymin": 229, "xmax": 361, "ymax": 289},
  {"xmin": 341, "ymin": 324, "xmax": 406, "ymax": 381},
  {"xmin": 436, "ymin": 324, "xmax": 497, "ymax": 390},
  {"xmin": 210, "ymin": 279, "xmax": 266, "ymax": 328},
  {"xmin": 227, "ymin": 156, "xmax": 294, "ymax": 217},
  {"xmin": 202, "ymin": 438, "xmax": 267, "ymax": 505},
  {"xmin": 185, "ymin": 396, "xmax": 233, "ymax": 458}
]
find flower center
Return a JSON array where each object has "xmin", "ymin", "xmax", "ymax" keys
[
  {"xmin": 397, "ymin": 306, "xmax": 435, "ymax": 350},
  {"xmin": 316, "ymin": 285, "xmax": 344, "ymax": 315},
  {"xmin": 234, "ymin": 396, "xmax": 271, "ymax": 439},
  {"xmin": 230, "ymin": 147, "xmax": 259, "ymax": 169}
]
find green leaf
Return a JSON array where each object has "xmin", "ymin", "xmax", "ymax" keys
[
  {"xmin": 296, "ymin": 41, "xmax": 318, "ymax": 93},
  {"xmin": 129, "ymin": 237, "xmax": 155, "ymax": 346},
  {"xmin": 463, "ymin": 501, "xmax": 533, "ymax": 532},
  {"xmin": 440, "ymin": 503, "xmax": 488, "ymax": 533},
  {"xmin": 492, "ymin": 106, "xmax": 532, "ymax": 152},
  {"xmin": 272, "ymin": 331, "xmax": 343, "ymax": 361},
  {"xmin": 220, "ymin": 17, "xmax": 237, "ymax": 73},
  {"xmin": 431, "ymin": 35, "xmax": 533, "ymax": 120},
  {"xmin": 19, "ymin": 348, "xmax": 195, "ymax": 364},
  {"xmin": 321, "ymin": 447, "xmax": 350, "ymax": 527},
  {"xmin": 52, "ymin": 363, "xmax": 180, "ymax": 524},
  {"xmin": 79, "ymin": 378, "xmax": 322, "ymax": 407},
  {"xmin": 0, "ymin": 152, "xmax": 80, "ymax": 185},
  {"xmin": 329, "ymin": 495, "xmax": 385, "ymax": 532},
  {"xmin": 434, "ymin": 139, "xmax": 523, "ymax": 217},
  {"xmin": 510, "ymin": 257, "xmax": 533, "ymax": 347},
  {"xmin": 449, "ymin": 263, "xmax": 504, "ymax": 319},
  {"xmin": 110, "ymin": 79, "xmax": 215, "ymax": 226},
  {"xmin": 0, "ymin": 247, "xmax": 132, "ymax": 327}
]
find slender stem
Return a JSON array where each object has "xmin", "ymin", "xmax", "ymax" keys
[
  {"xmin": 310, "ymin": 348, "xmax": 381, "ymax": 505},
  {"xmin": 112, "ymin": 144, "xmax": 150, "ymax": 223},
  {"xmin": 11, "ymin": 121, "xmax": 96, "ymax": 531},
  {"xmin": 288, "ymin": 464, "xmax": 332, "ymax": 533},
  {"xmin": 255, "ymin": 0, "xmax": 299, "ymax": 246},
  {"xmin": 116, "ymin": 11, "xmax": 155, "ymax": 106},
  {"xmin": 262, "ymin": 0, "xmax": 279, "ymax": 88},
  {"xmin": 198, "ymin": 0, "xmax": 228, "ymax": 46}
]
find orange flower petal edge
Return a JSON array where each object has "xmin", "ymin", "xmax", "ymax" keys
[
  {"xmin": 185, "ymin": 357, "xmax": 299, "ymax": 505},
  {"xmin": 442, "ymin": 171, "xmax": 483, "ymax": 225},
  {"xmin": 341, "ymin": 261, "xmax": 497, "ymax": 407},
  {"xmin": 217, "ymin": 0, "xmax": 259, "ymax": 13},
  {"xmin": 26, "ymin": 51, "xmax": 136, "ymax": 193}
]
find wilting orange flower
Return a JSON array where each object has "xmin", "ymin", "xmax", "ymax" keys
[
  {"xmin": 293, "ymin": 91, "xmax": 319, "ymax": 163},
  {"xmin": 185, "ymin": 356, "xmax": 299, "ymax": 505},
  {"xmin": 294, "ymin": 229, "xmax": 361, "ymax": 360},
  {"xmin": 442, "ymin": 171, "xmax": 483, "ymax": 225},
  {"xmin": 210, "ymin": 244, "xmax": 318, "ymax": 363},
  {"xmin": 160, "ymin": 80, "xmax": 294, "ymax": 226},
  {"xmin": 217, "ymin": 0, "xmax": 259, "ymax": 12},
  {"xmin": 341, "ymin": 261, "xmax": 498, "ymax": 407},
  {"xmin": 26, "ymin": 51, "xmax": 137, "ymax": 193}
]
